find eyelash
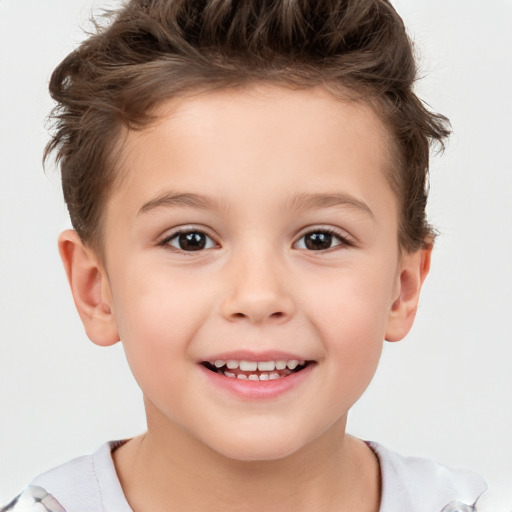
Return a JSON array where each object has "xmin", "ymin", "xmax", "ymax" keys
[
  {"xmin": 158, "ymin": 227, "xmax": 352, "ymax": 253},
  {"xmin": 159, "ymin": 228, "xmax": 217, "ymax": 252},
  {"xmin": 294, "ymin": 228, "xmax": 353, "ymax": 252}
]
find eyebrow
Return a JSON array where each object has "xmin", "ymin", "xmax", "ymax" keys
[
  {"xmin": 139, "ymin": 192, "xmax": 226, "ymax": 215},
  {"xmin": 138, "ymin": 190, "xmax": 374, "ymax": 218},
  {"xmin": 286, "ymin": 192, "xmax": 374, "ymax": 219}
]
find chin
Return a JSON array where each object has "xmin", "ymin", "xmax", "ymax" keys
[{"xmin": 200, "ymin": 426, "xmax": 313, "ymax": 463}]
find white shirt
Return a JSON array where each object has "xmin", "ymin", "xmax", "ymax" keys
[{"xmin": 3, "ymin": 440, "xmax": 487, "ymax": 512}]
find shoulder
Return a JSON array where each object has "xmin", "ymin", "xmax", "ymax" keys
[
  {"xmin": 368, "ymin": 441, "xmax": 487, "ymax": 512},
  {"xmin": 2, "ymin": 441, "xmax": 132, "ymax": 512}
]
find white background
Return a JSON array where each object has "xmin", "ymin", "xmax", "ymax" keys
[{"xmin": 1, "ymin": 0, "xmax": 511, "ymax": 508}]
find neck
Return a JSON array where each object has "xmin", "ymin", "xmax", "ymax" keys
[{"xmin": 114, "ymin": 407, "xmax": 380, "ymax": 512}]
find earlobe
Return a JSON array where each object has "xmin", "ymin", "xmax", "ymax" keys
[
  {"xmin": 385, "ymin": 242, "xmax": 432, "ymax": 342},
  {"xmin": 58, "ymin": 230, "xmax": 120, "ymax": 347}
]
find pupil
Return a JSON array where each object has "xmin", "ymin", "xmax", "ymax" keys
[
  {"xmin": 179, "ymin": 232, "xmax": 206, "ymax": 251},
  {"xmin": 305, "ymin": 232, "xmax": 332, "ymax": 250}
]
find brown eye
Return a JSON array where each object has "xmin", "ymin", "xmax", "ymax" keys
[
  {"xmin": 296, "ymin": 231, "xmax": 344, "ymax": 251},
  {"xmin": 167, "ymin": 231, "xmax": 215, "ymax": 251}
]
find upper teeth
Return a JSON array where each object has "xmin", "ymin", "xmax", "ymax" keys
[{"xmin": 213, "ymin": 359, "xmax": 304, "ymax": 371}]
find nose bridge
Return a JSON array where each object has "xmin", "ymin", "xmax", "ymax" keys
[{"xmin": 220, "ymin": 241, "xmax": 295, "ymax": 324}]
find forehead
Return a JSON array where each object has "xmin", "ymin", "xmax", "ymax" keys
[{"xmin": 109, "ymin": 85, "xmax": 396, "ymax": 221}]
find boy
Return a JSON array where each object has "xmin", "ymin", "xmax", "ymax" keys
[{"xmin": 1, "ymin": 0, "xmax": 490, "ymax": 510}]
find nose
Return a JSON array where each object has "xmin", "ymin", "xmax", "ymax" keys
[{"xmin": 219, "ymin": 248, "xmax": 296, "ymax": 324}]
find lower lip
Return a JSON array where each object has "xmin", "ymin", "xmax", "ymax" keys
[{"xmin": 199, "ymin": 363, "xmax": 314, "ymax": 400}]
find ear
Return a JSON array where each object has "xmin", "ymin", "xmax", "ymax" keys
[
  {"xmin": 58, "ymin": 230, "xmax": 120, "ymax": 347},
  {"xmin": 385, "ymin": 242, "xmax": 432, "ymax": 342}
]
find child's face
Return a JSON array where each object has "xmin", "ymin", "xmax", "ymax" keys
[{"xmin": 74, "ymin": 85, "xmax": 425, "ymax": 461}]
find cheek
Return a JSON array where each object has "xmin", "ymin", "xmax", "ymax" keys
[
  {"xmin": 108, "ymin": 268, "xmax": 209, "ymax": 385},
  {"xmin": 111, "ymin": 261, "xmax": 207, "ymax": 338},
  {"xmin": 298, "ymin": 263, "xmax": 394, "ymax": 395},
  {"xmin": 301, "ymin": 262, "xmax": 395, "ymax": 339}
]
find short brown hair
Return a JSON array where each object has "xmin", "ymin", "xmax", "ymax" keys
[{"xmin": 45, "ymin": 0, "xmax": 450, "ymax": 252}]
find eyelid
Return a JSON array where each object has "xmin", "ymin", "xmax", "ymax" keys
[
  {"xmin": 158, "ymin": 225, "xmax": 219, "ymax": 249},
  {"xmin": 293, "ymin": 226, "xmax": 354, "ymax": 250}
]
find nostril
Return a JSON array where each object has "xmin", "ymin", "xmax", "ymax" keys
[{"xmin": 270, "ymin": 311, "xmax": 284, "ymax": 319}]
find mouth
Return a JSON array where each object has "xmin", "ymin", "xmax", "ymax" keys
[{"xmin": 201, "ymin": 359, "xmax": 312, "ymax": 381}]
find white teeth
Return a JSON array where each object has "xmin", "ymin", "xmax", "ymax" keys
[
  {"xmin": 211, "ymin": 358, "xmax": 306, "ymax": 374},
  {"xmin": 220, "ymin": 368, "xmax": 303, "ymax": 381},
  {"xmin": 239, "ymin": 360, "xmax": 258, "ymax": 371},
  {"xmin": 257, "ymin": 361, "xmax": 275, "ymax": 371},
  {"xmin": 221, "ymin": 371, "xmax": 282, "ymax": 381}
]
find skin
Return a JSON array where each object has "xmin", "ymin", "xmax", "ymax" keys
[{"xmin": 59, "ymin": 85, "xmax": 431, "ymax": 512}]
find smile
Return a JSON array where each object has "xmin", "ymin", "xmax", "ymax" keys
[{"xmin": 202, "ymin": 359, "xmax": 310, "ymax": 381}]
